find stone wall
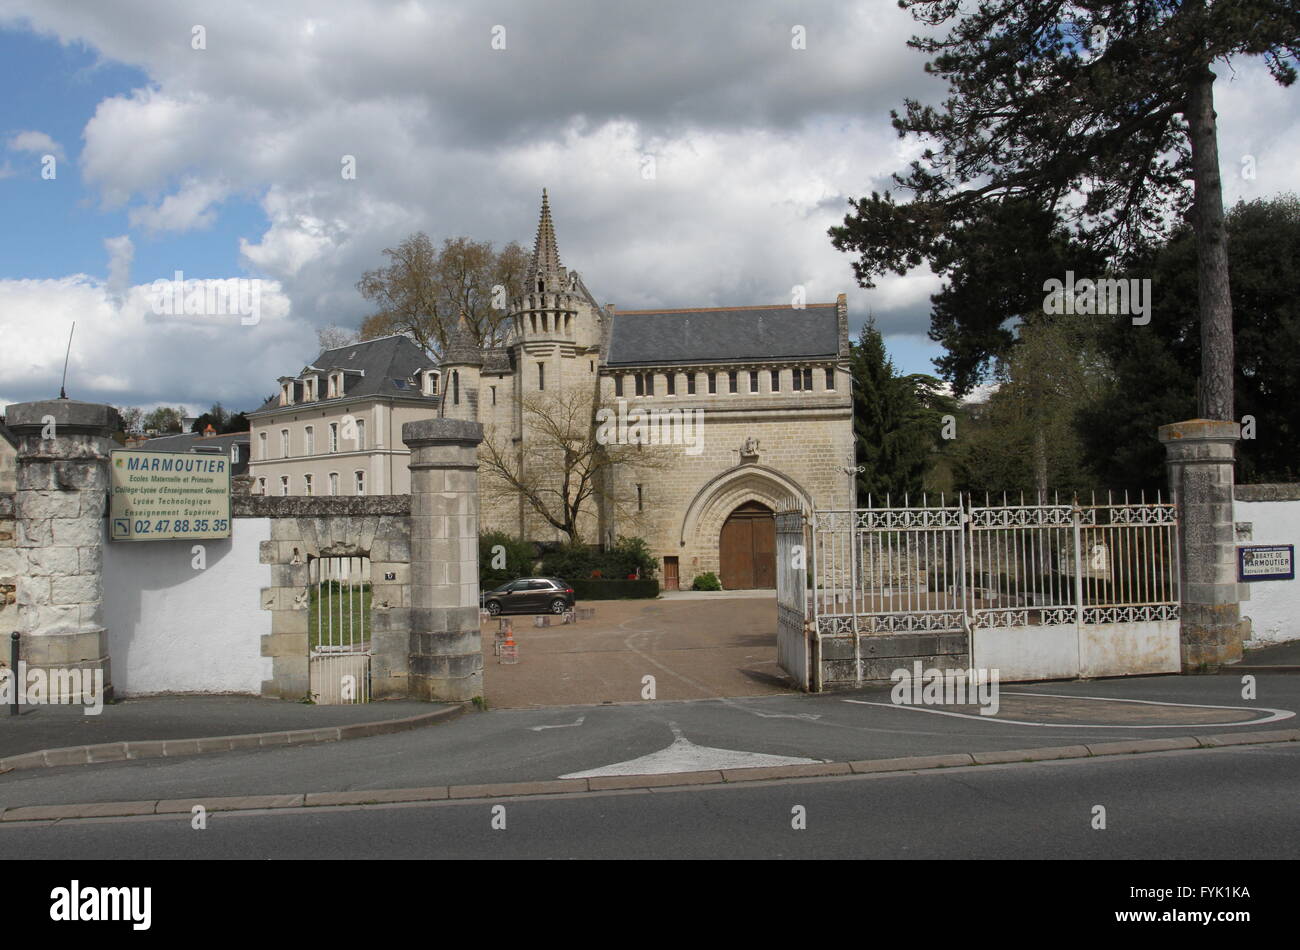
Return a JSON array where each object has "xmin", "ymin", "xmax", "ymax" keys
[
  {"xmin": 1233, "ymin": 483, "xmax": 1300, "ymax": 646},
  {"xmin": 238, "ymin": 495, "xmax": 413, "ymax": 700},
  {"xmin": 0, "ymin": 492, "xmax": 15, "ymax": 638},
  {"xmin": 5, "ymin": 398, "xmax": 485, "ymax": 705}
]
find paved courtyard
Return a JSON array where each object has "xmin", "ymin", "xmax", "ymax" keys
[{"xmin": 480, "ymin": 595, "xmax": 793, "ymax": 708}]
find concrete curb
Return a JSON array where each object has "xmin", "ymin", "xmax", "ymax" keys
[
  {"xmin": 2, "ymin": 727, "xmax": 1296, "ymax": 824},
  {"xmin": 0, "ymin": 705, "xmax": 464, "ymax": 775}
]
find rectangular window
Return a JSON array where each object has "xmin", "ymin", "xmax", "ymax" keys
[
  {"xmin": 635, "ymin": 374, "xmax": 644, "ymax": 397},
  {"xmin": 728, "ymin": 371, "xmax": 738, "ymax": 394},
  {"xmin": 329, "ymin": 423, "xmax": 339, "ymax": 453},
  {"xmin": 279, "ymin": 475, "xmax": 289, "ymax": 496},
  {"xmin": 257, "ymin": 477, "xmax": 266, "ymax": 495},
  {"xmin": 304, "ymin": 426, "xmax": 314, "ymax": 456},
  {"xmin": 258, "ymin": 431, "xmax": 267, "ymax": 460},
  {"xmin": 687, "ymin": 373, "xmax": 696, "ymax": 395},
  {"xmin": 615, "ymin": 376, "xmax": 623, "ymax": 397},
  {"xmin": 804, "ymin": 367, "xmax": 813, "ymax": 391},
  {"xmin": 708, "ymin": 373, "xmax": 716, "ymax": 395},
  {"xmin": 538, "ymin": 362, "xmax": 545, "ymax": 390},
  {"xmin": 328, "ymin": 472, "xmax": 339, "ymax": 496},
  {"xmin": 644, "ymin": 373, "xmax": 654, "ymax": 397},
  {"xmin": 355, "ymin": 470, "xmax": 366, "ymax": 496},
  {"xmin": 749, "ymin": 371, "xmax": 759, "ymax": 393},
  {"xmin": 356, "ymin": 419, "xmax": 366, "ymax": 451},
  {"xmin": 666, "ymin": 373, "xmax": 675, "ymax": 396},
  {"xmin": 771, "ymin": 369, "xmax": 781, "ymax": 392},
  {"xmin": 304, "ymin": 474, "xmax": 313, "ymax": 496},
  {"xmin": 825, "ymin": 367, "xmax": 835, "ymax": 390},
  {"xmin": 280, "ymin": 429, "xmax": 289, "ymax": 458}
]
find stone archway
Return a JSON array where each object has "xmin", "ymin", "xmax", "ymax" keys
[
  {"xmin": 719, "ymin": 501, "xmax": 776, "ymax": 589},
  {"xmin": 678, "ymin": 465, "xmax": 812, "ymax": 587}
]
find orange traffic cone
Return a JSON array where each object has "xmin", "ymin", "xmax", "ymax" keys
[{"xmin": 500, "ymin": 625, "xmax": 519, "ymax": 665}]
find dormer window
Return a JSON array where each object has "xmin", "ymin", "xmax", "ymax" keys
[
  {"xmin": 327, "ymin": 372, "xmax": 343, "ymax": 399},
  {"xmin": 302, "ymin": 377, "xmax": 317, "ymax": 401},
  {"xmin": 423, "ymin": 370, "xmax": 439, "ymax": 396},
  {"xmin": 280, "ymin": 382, "xmax": 293, "ymax": 406}
]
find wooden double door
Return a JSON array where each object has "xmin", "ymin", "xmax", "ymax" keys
[{"xmin": 719, "ymin": 501, "xmax": 776, "ymax": 589}]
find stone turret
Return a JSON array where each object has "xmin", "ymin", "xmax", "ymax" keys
[
  {"xmin": 439, "ymin": 314, "xmax": 482, "ymax": 422},
  {"xmin": 513, "ymin": 189, "xmax": 580, "ymax": 346}
]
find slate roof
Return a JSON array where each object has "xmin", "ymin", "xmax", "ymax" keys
[
  {"xmin": 250, "ymin": 335, "xmax": 438, "ymax": 414},
  {"xmin": 605, "ymin": 304, "xmax": 840, "ymax": 367}
]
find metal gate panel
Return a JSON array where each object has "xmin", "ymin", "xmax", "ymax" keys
[{"xmin": 308, "ymin": 555, "xmax": 372, "ymax": 704}]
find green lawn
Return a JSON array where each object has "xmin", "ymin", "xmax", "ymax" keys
[{"xmin": 308, "ymin": 581, "xmax": 372, "ymax": 651}]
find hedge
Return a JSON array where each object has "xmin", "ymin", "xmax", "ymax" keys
[{"xmin": 572, "ymin": 578, "xmax": 660, "ymax": 600}]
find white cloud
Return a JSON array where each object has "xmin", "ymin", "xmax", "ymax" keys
[
  {"xmin": 104, "ymin": 234, "xmax": 134, "ymax": 307},
  {"xmin": 0, "ymin": 273, "xmax": 305, "ymax": 409},
  {"xmin": 7, "ymin": 129, "xmax": 65, "ymax": 160},
  {"xmin": 0, "ymin": 0, "xmax": 1295, "ymax": 405}
]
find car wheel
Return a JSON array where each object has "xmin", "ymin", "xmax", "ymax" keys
[
  {"xmin": 486, "ymin": 601, "xmax": 501, "ymax": 616},
  {"xmin": 550, "ymin": 598, "xmax": 567, "ymax": 615}
]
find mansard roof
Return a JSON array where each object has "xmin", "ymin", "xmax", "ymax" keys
[
  {"xmin": 250, "ymin": 334, "xmax": 438, "ymax": 414},
  {"xmin": 605, "ymin": 303, "xmax": 840, "ymax": 367}
]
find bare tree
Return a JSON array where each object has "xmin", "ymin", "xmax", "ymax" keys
[
  {"xmin": 357, "ymin": 234, "xmax": 529, "ymax": 354},
  {"xmin": 479, "ymin": 388, "xmax": 674, "ymax": 544},
  {"xmin": 317, "ymin": 323, "xmax": 358, "ymax": 351}
]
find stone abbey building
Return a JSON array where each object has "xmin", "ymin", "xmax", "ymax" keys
[
  {"xmin": 440, "ymin": 192, "xmax": 855, "ymax": 590},
  {"xmin": 250, "ymin": 192, "xmax": 854, "ymax": 589}
]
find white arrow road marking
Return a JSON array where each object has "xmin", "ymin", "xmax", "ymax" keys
[
  {"xmin": 529, "ymin": 716, "xmax": 587, "ymax": 732},
  {"xmin": 559, "ymin": 721, "xmax": 823, "ymax": 778},
  {"xmin": 843, "ymin": 693, "xmax": 1296, "ymax": 728}
]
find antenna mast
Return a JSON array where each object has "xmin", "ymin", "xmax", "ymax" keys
[{"xmin": 59, "ymin": 322, "xmax": 75, "ymax": 399}]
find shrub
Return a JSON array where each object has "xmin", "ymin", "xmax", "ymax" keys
[
  {"xmin": 572, "ymin": 578, "xmax": 660, "ymax": 600},
  {"xmin": 479, "ymin": 531, "xmax": 537, "ymax": 590},
  {"xmin": 692, "ymin": 571, "xmax": 722, "ymax": 591},
  {"xmin": 542, "ymin": 536, "xmax": 658, "ymax": 586}
]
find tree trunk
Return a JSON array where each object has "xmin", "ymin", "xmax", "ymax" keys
[{"xmin": 1186, "ymin": 67, "xmax": 1234, "ymax": 421}]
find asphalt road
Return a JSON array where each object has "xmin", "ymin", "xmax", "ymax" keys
[
  {"xmin": 5, "ymin": 743, "xmax": 1297, "ymax": 859},
  {"xmin": 1, "ymin": 673, "xmax": 1295, "ymax": 812}
]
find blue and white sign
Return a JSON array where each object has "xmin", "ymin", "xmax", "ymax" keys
[{"xmin": 1238, "ymin": 544, "xmax": 1295, "ymax": 582}]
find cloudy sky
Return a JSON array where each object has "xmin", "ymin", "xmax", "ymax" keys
[{"xmin": 1, "ymin": 1, "xmax": 1297, "ymax": 417}]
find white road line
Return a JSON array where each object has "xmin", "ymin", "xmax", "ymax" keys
[
  {"xmin": 529, "ymin": 716, "xmax": 586, "ymax": 732},
  {"xmin": 842, "ymin": 694, "xmax": 1296, "ymax": 729}
]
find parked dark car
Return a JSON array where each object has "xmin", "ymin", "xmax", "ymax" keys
[{"xmin": 481, "ymin": 577, "xmax": 575, "ymax": 616}]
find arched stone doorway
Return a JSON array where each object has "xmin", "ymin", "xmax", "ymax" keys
[{"xmin": 719, "ymin": 501, "xmax": 776, "ymax": 589}]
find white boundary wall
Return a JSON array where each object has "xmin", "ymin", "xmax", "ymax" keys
[
  {"xmin": 1234, "ymin": 488, "xmax": 1300, "ymax": 646},
  {"xmin": 103, "ymin": 518, "xmax": 273, "ymax": 694}
]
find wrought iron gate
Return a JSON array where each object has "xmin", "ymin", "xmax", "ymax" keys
[
  {"xmin": 782, "ymin": 492, "xmax": 1181, "ymax": 688},
  {"xmin": 308, "ymin": 555, "xmax": 372, "ymax": 704}
]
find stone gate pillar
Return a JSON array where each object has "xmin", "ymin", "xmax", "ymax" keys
[
  {"xmin": 7, "ymin": 399, "xmax": 116, "ymax": 700},
  {"xmin": 402, "ymin": 418, "xmax": 484, "ymax": 702},
  {"xmin": 1158, "ymin": 419, "xmax": 1244, "ymax": 670}
]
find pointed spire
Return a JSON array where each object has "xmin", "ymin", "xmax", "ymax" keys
[{"xmin": 529, "ymin": 188, "xmax": 563, "ymax": 286}]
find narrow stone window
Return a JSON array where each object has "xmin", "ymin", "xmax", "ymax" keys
[
  {"xmin": 728, "ymin": 371, "xmax": 738, "ymax": 394},
  {"xmin": 771, "ymin": 369, "xmax": 780, "ymax": 392},
  {"xmin": 749, "ymin": 371, "xmax": 759, "ymax": 393},
  {"xmin": 687, "ymin": 373, "xmax": 696, "ymax": 395}
]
